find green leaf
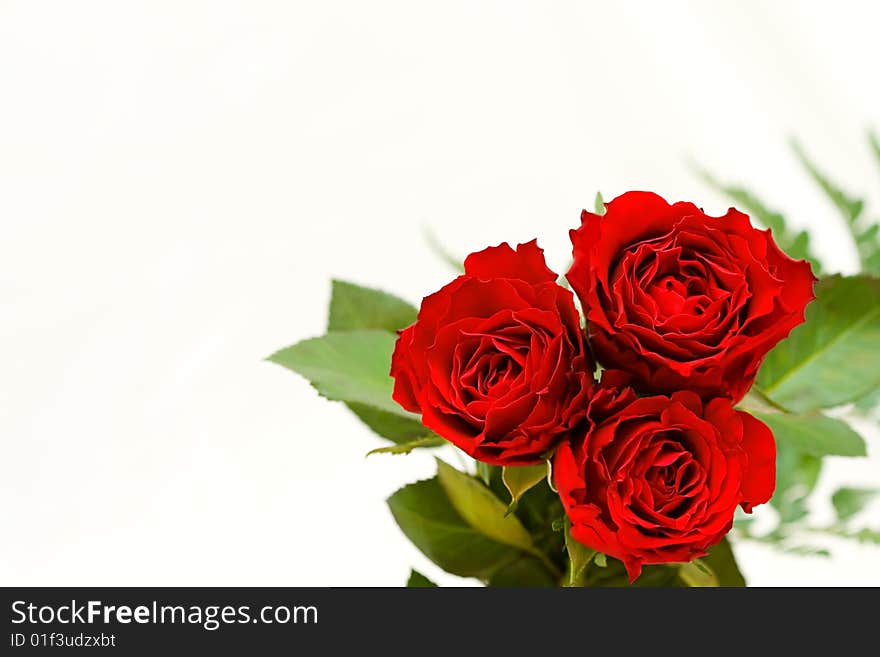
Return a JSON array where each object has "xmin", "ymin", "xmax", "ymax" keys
[
  {"xmin": 486, "ymin": 556, "xmax": 556, "ymax": 587},
  {"xmin": 792, "ymin": 140, "xmax": 864, "ymax": 222},
  {"xmin": 853, "ymin": 528, "xmax": 880, "ymax": 544},
  {"xmin": 268, "ymin": 329, "xmax": 417, "ymax": 420},
  {"xmin": 593, "ymin": 553, "xmax": 607, "ymax": 568},
  {"xmin": 678, "ymin": 559, "xmax": 719, "ymax": 587},
  {"xmin": 584, "ymin": 560, "xmax": 681, "ymax": 587},
  {"xmin": 327, "ymin": 279, "xmax": 417, "ymax": 333},
  {"xmin": 564, "ymin": 518, "xmax": 596, "ymax": 587},
  {"xmin": 792, "ymin": 140, "xmax": 880, "ymax": 274},
  {"xmin": 780, "ymin": 544, "xmax": 831, "ymax": 557},
  {"xmin": 771, "ymin": 443, "xmax": 822, "ymax": 525},
  {"xmin": 501, "ymin": 463, "xmax": 549, "ymax": 514},
  {"xmin": 324, "ymin": 280, "xmax": 428, "ymax": 442},
  {"xmin": 425, "ymin": 228, "xmax": 465, "ymax": 273},
  {"xmin": 387, "ymin": 478, "xmax": 522, "ymax": 579},
  {"xmin": 695, "ymin": 167, "xmax": 823, "ymax": 272},
  {"xmin": 701, "ymin": 538, "xmax": 746, "ymax": 587},
  {"xmin": 366, "ymin": 436, "xmax": 446, "ymax": 457},
  {"xmin": 476, "ymin": 461, "xmax": 494, "ymax": 487},
  {"xmin": 406, "ymin": 569, "xmax": 438, "ymax": 587},
  {"xmin": 757, "ymin": 275, "xmax": 880, "ymax": 411},
  {"xmin": 435, "ymin": 459, "xmax": 537, "ymax": 555},
  {"xmin": 868, "ymin": 134, "xmax": 880, "ymax": 253},
  {"xmin": 345, "ymin": 402, "xmax": 428, "ymax": 444},
  {"xmin": 749, "ymin": 410, "xmax": 866, "ymax": 457},
  {"xmin": 870, "ymin": 130, "xmax": 880, "ymax": 172},
  {"xmin": 831, "ymin": 487, "xmax": 878, "ymax": 522},
  {"xmin": 854, "ymin": 388, "xmax": 880, "ymax": 415},
  {"xmin": 594, "ymin": 191, "xmax": 606, "ymax": 215}
]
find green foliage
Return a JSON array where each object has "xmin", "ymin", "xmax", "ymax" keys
[
  {"xmin": 564, "ymin": 518, "xmax": 597, "ymax": 587},
  {"xmin": 475, "ymin": 461, "xmax": 494, "ymax": 487},
  {"xmin": 748, "ymin": 410, "xmax": 866, "ymax": 458},
  {"xmin": 551, "ymin": 534, "xmax": 745, "ymax": 588},
  {"xmin": 487, "ymin": 469, "xmax": 566, "ymax": 567},
  {"xmin": 792, "ymin": 140, "xmax": 880, "ymax": 274},
  {"xmin": 387, "ymin": 475, "xmax": 556, "ymax": 583},
  {"xmin": 771, "ymin": 443, "xmax": 823, "ymax": 525},
  {"xmin": 345, "ymin": 402, "xmax": 427, "ymax": 444},
  {"xmin": 701, "ymin": 538, "xmax": 746, "ymax": 587},
  {"xmin": 435, "ymin": 459, "xmax": 539, "ymax": 556},
  {"xmin": 327, "ymin": 279, "xmax": 417, "ymax": 333},
  {"xmin": 854, "ymin": 388, "xmax": 880, "ymax": 415},
  {"xmin": 387, "ymin": 477, "xmax": 526, "ymax": 580},
  {"xmin": 268, "ymin": 329, "xmax": 416, "ymax": 419},
  {"xmin": 678, "ymin": 560, "xmax": 718, "ymax": 587},
  {"xmin": 832, "ymin": 487, "xmax": 878, "ymax": 522},
  {"xmin": 486, "ymin": 556, "xmax": 557, "ymax": 587},
  {"xmin": 757, "ymin": 275, "xmax": 880, "ymax": 412},
  {"xmin": 869, "ymin": 130, "xmax": 880, "ymax": 172},
  {"xmin": 406, "ymin": 569, "xmax": 438, "ymax": 587},
  {"xmin": 501, "ymin": 463, "xmax": 549, "ymax": 515},
  {"xmin": 424, "ymin": 228, "xmax": 465, "ymax": 273},
  {"xmin": 326, "ymin": 280, "xmax": 427, "ymax": 443},
  {"xmin": 366, "ymin": 436, "xmax": 446, "ymax": 456},
  {"xmin": 594, "ymin": 191, "xmax": 606, "ymax": 215}
]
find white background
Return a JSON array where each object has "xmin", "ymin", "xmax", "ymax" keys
[{"xmin": 2, "ymin": 0, "xmax": 879, "ymax": 586}]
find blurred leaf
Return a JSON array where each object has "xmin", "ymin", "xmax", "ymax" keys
[
  {"xmin": 695, "ymin": 167, "xmax": 823, "ymax": 272},
  {"xmin": 367, "ymin": 436, "xmax": 446, "ymax": 457},
  {"xmin": 701, "ymin": 538, "xmax": 746, "ymax": 587},
  {"xmin": 476, "ymin": 461, "xmax": 494, "ymax": 487},
  {"xmin": 564, "ymin": 518, "xmax": 597, "ymax": 587},
  {"xmin": 780, "ymin": 544, "xmax": 831, "ymax": 557},
  {"xmin": 792, "ymin": 140, "xmax": 864, "ymax": 222},
  {"xmin": 325, "ymin": 280, "xmax": 426, "ymax": 442},
  {"xmin": 593, "ymin": 553, "xmax": 607, "ymax": 568},
  {"xmin": 678, "ymin": 559, "xmax": 719, "ymax": 587},
  {"xmin": 502, "ymin": 463, "xmax": 549, "ymax": 514},
  {"xmin": 792, "ymin": 140, "xmax": 880, "ymax": 274},
  {"xmin": 594, "ymin": 191, "xmax": 606, "ymax": 215},
  {"xmin": 870, "ymin": 130, "xmax": 880, "ymax": 169},
  {"xmin": 268, "ymin": 330, "xmax": 417, "ymax": 419},
  {"xmin": 327, "ymin": 279, "xmax": 417, "ymax": 333},
  {"xmin": 435, "ymin": 459, "xmax": 537, "ymax": 555},
  {"xmin": 771, "ymin": 443, "xmax": 822, "ymax": 525},
  {"xmin": 750, "ymin": 410, "xmax": 866, "ymax": 457},
  {"xmin": 853, "ymin": 528, "xmax": 880, "ymax": 544},
  {"xmin": 387, "ymin": 478, "xmax": 522, "ymax": 579},
  {"xmin": 854, "ymin": 388, "xmax": 880, "ymax": 415},
  {"xmin": 757, "ymin": 275, "xmax": 880, "ymax": 411},
  {"xmin": 406, "ymin": 569, "xmax": 438, "ymax": 587},
  {"xmin": 425, "ymin": 228, "xmax": 465, "ymax": 273},
  {"xmin": 831, "ymin": 487, "xmax": 878, "ymax": 522}
]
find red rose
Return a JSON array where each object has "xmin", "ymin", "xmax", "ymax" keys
[
  {"xmin": 568, "ymin": 191, "xmax": 816, "ymax": 401},
  {"xmin": 391, "ymin": 241, "xmax": 593, "ymax": 465},
  {"xmin": 554, "ymin": 372, "xmax": 775, "ymax": 581}
]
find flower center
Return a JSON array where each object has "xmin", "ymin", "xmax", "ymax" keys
[{"xmin": 457, "ymin": 337, "xmax": 525, "ymax": 401}]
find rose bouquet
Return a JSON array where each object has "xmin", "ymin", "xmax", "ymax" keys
[{"xmin": 271, "ymin": 140, "xmax": 880, "ymax": 586}]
